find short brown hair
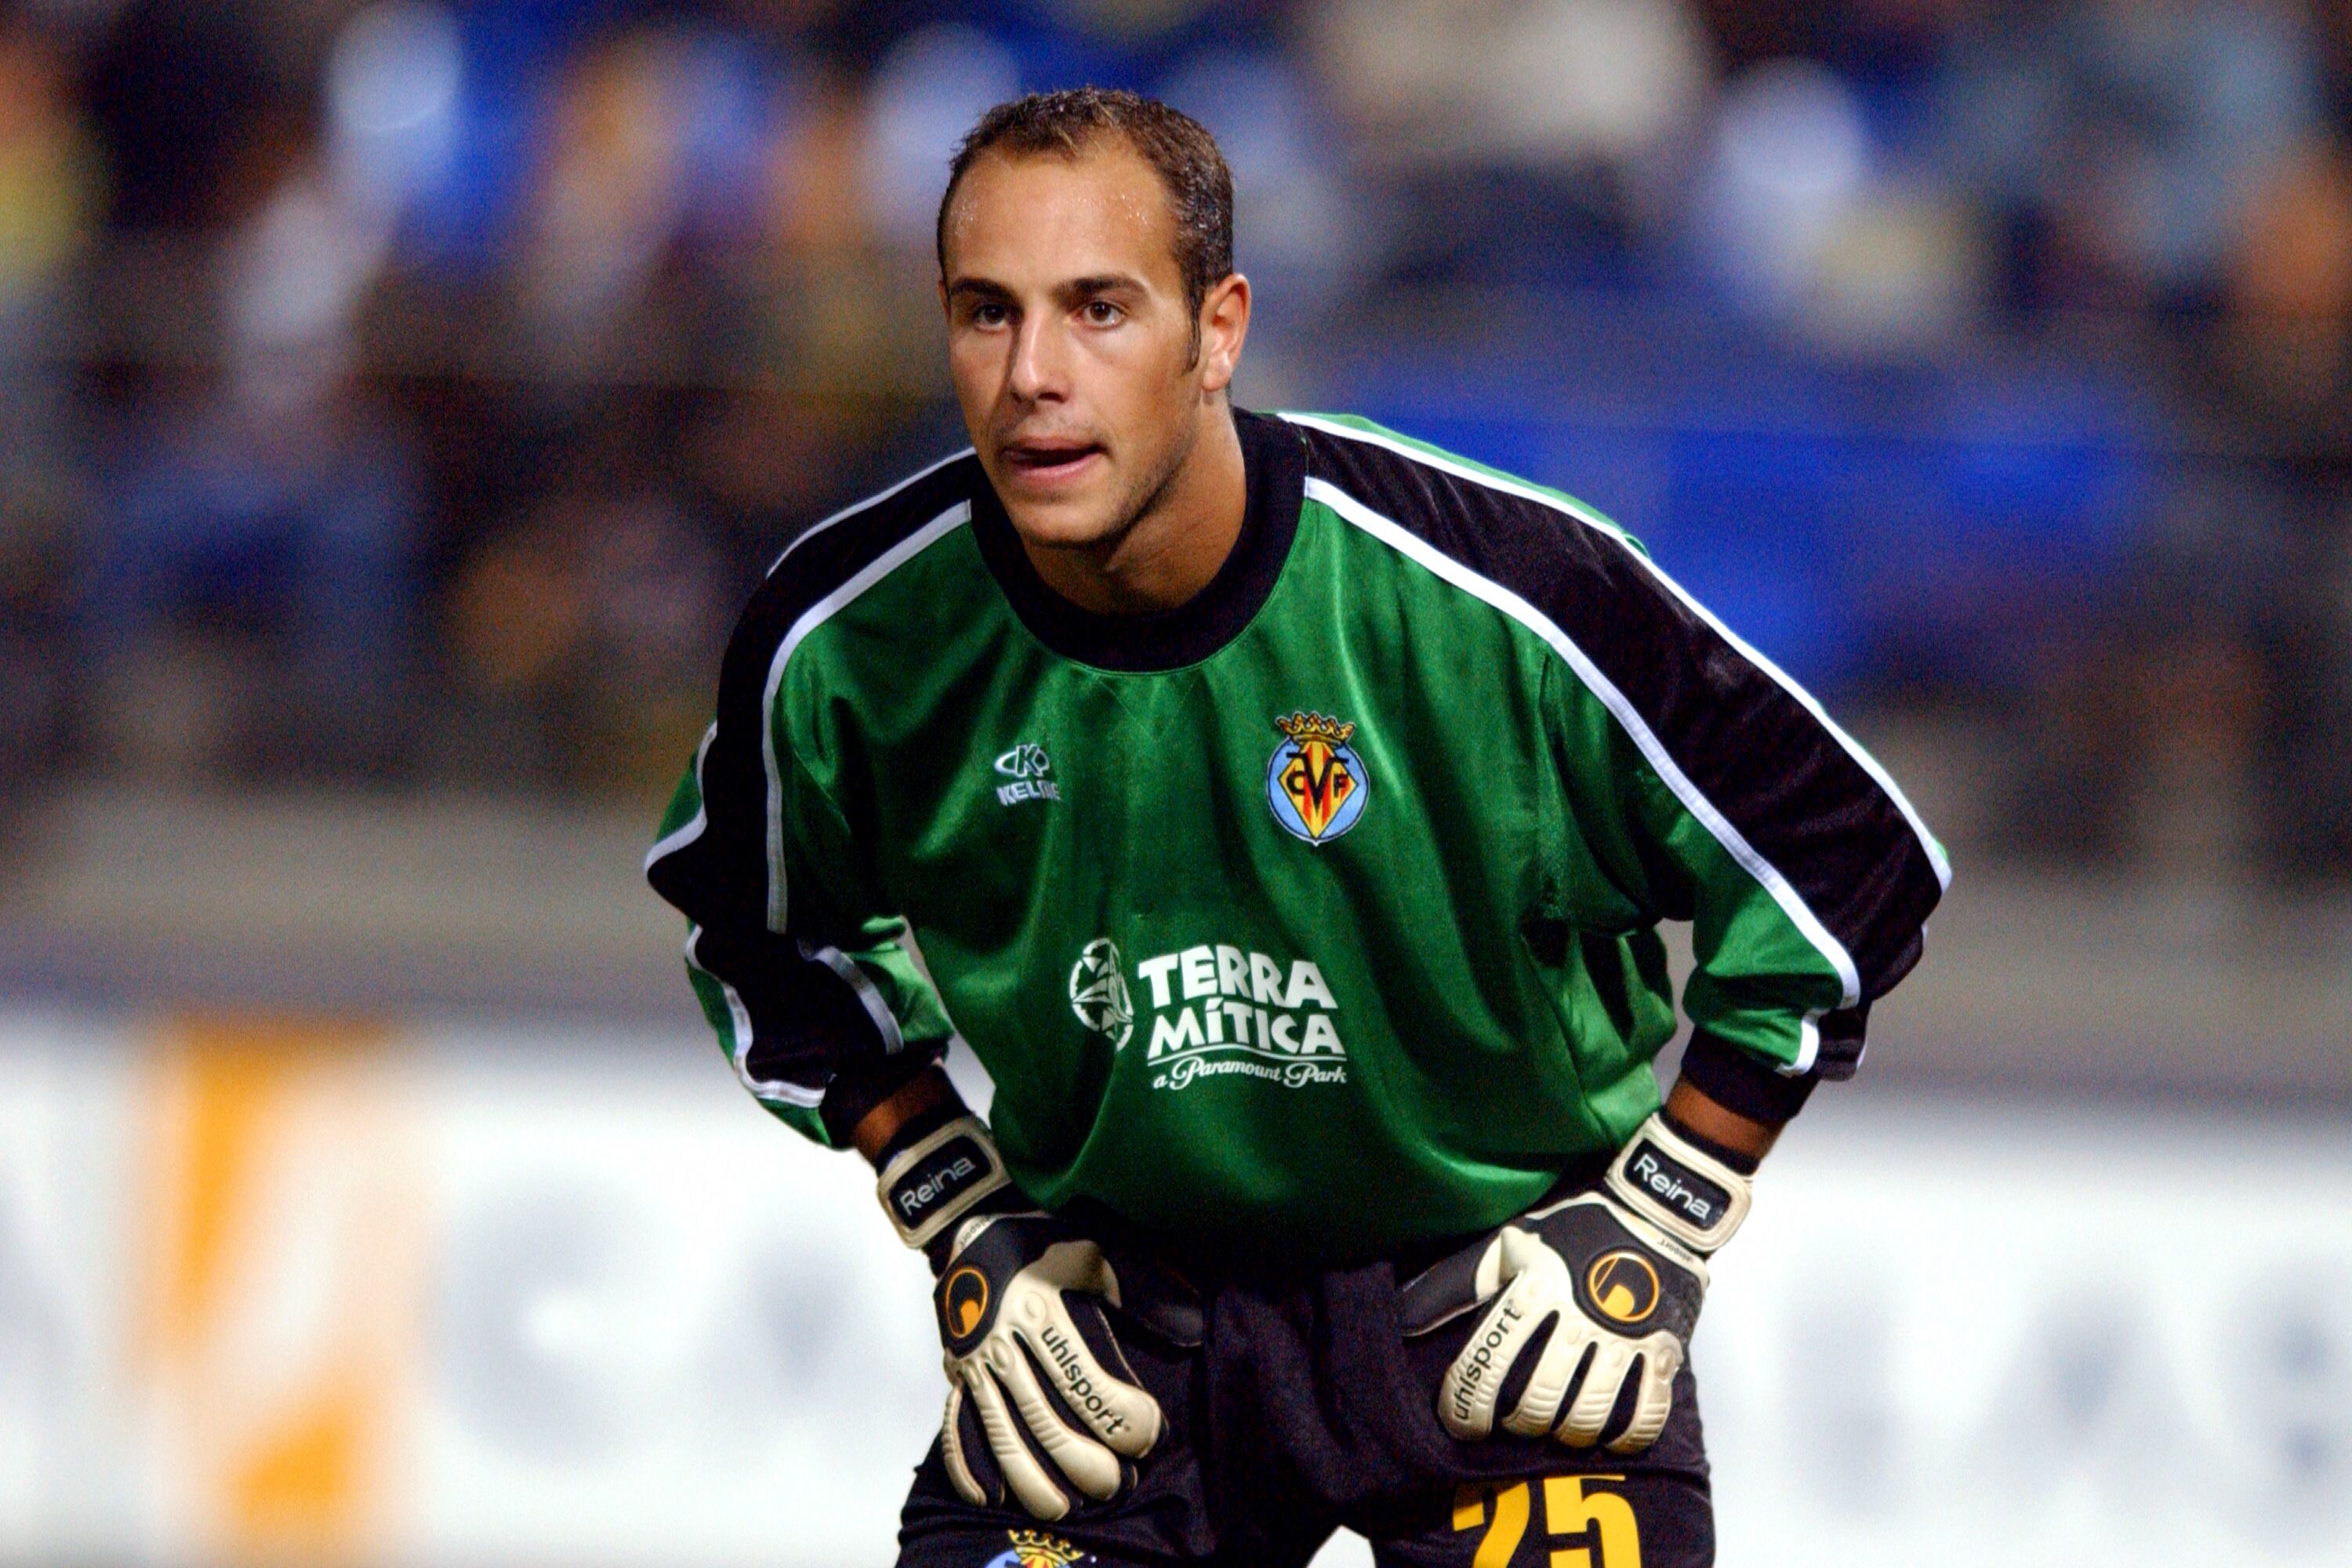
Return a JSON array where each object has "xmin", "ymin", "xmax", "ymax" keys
[{"xmin": 937, "ymin": 89, "xmax": 1236, "ymax": 332}]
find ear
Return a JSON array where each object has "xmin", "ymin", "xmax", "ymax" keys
[{"xmin": 1196, "ymin": 272, "xmax": 1251, "ymax": 395}]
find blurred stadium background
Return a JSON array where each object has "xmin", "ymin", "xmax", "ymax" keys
[{"xmin": 0, "ymin": 0, "xmax": 2347, "ymax": 1564}]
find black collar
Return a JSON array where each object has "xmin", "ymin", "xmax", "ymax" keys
[{"xmin": 969, "ymin": 408, "xmax": 1307, "ymax": 673}]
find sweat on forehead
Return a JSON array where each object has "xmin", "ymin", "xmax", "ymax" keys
[
  {"xmin": 942, "ymin": 142, "xmax": 1170, "ymax": 261},
  {"xmin": 936, "ymin": 89, "xmax": 1236, "ymax": 321}
]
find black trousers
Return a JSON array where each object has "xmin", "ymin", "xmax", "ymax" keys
[{"xmin": 898, "ymin": 1250, "xmax": 1714, "ymax": 1568}]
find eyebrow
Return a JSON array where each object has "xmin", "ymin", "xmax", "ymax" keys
[
  {"xmin": 946, "ymin": 273, "xmax": 1150, "ymax": 306},
  {"xmin": 946, "ymin": 278, "xmax": 1017, "ymax": 303},
  {"xmin": 1057, "ymin": 274, "xmax": 1147, "ymax": 300}
]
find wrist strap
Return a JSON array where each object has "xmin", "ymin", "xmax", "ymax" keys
[
  {"xmin": 875, "ymin": 1114, "xmax": 1011, "ymax": 1251},
  {"xmin": 1605, "ymin": 1112, "xmax": 1752, "ymax": 1255}
]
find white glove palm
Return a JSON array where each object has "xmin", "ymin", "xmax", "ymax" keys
[{"xmin": 935, "ymin": 1214, "xmax": 1163, "ymax": 1520}]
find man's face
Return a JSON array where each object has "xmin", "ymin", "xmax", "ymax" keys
[{"xmin": 939, "ymin": 143, "xmax": 1227, "ymax": 550}]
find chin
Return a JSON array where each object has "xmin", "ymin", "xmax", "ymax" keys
[{"xmin": 999, "ymin": 492, "xmax": 1123, "ymax": 551}]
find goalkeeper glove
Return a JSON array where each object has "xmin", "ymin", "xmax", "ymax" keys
[
  {"xmin": 875, "ymin": 1113, "xmax": 1181, "ymax": 1521},
  {"xmin": 1398, "ymin": 1112, "xmax": 1753, "ymax": 1453}
]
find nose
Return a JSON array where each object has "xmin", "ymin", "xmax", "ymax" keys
[{"xmin": 1006, "ymin": 314, "xmax": 1069, "ymax": 405}]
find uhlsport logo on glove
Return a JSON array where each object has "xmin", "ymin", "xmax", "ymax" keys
[
  {"xmin": 942, "ymin": 1265, "xmax": 993, "ymax": 1347},
  {"xmin": 1584, "ymin": 1250, "xmax": 1662, "ymax": 1325}
]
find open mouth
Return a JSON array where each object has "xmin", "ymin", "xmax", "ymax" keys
[{"xmin": 1001, "ymin": 439, "xmax": 1104, "ymax": 484}]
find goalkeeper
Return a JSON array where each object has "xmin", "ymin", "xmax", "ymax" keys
[{"xmin": 648, "ymin": 89, "xmax": 1947, "ymax": 1568}]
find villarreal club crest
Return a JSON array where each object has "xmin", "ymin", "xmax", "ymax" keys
[
  {"xmin": 985, "ymin": 1530, "xmax": 1091, "ymax": 1567},
  {"xmin": 1267, "ymin": 710, "xmax": 1369, "ymax": 845}
]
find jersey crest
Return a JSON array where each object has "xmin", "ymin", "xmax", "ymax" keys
[
  {"xmin": 985, "ymin": 1530, "xmax": 1089, "ymax": 1567},
  {"xmin": 1267, "ymin": 710, "xmax": 1369, "ymax": 844}
]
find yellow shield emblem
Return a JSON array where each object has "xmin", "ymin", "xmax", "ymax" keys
[{"xmin": 1268, "ymin": 711, "xmax": 1369, "ymax": 844}]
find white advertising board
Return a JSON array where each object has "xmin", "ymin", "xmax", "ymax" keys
[
  {"xmin": 0, "ymin": 1010, "xmax": 2344, "ymax": 1566},
  {"xmin": 1700, "ymin": 1101, "xmax": 2352, "ymax": 1566}
]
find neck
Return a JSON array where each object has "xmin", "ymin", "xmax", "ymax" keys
[{"xmin": 1018, "ymin": 407, "xmax": 1247, "ymax": 615}]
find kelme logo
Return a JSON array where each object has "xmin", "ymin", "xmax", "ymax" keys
[
  {"xmin": 1068, "ymin": 938, "xmax": 1134, "ymax": 1050},
  {"xmin": 994, "ymin": 742, "xmax": 1061, "ymax": 806},
  {"xmin": 1267, "ymin": 710, "xmax": 1368, "ymax": 844},
  {"xmin": 1585, "ymin": 1250, "xmax": 1661, "ymax": 1325},
  {"xmin": 985, "ymin": 1530, "xmax": 1089, "ymax": 1568},
  {"xmin": 941, "ymin": 1265, "xmax": 991, "ymax": 1346}
]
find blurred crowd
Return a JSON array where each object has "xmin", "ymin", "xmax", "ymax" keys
[{"xmin": 1, "ymin": 0, "xmax": 2349, "ymax": 884}]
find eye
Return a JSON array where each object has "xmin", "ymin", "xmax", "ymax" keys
[
  {"xmin": 970, "ymin": 301, "xmax": 1010, "ymax": 328},
  {"xmin": 1082, "ymin": 299, "xmax": 1124, "ymax": 326}
]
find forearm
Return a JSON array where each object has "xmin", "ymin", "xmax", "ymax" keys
[
  {"xmin": 1663, "ymin": 1075, "xmax": 1778, "ymax": 1171},
  {"xmin": 851, "ymin": 1062, "xmax": 964, "ymax": 1165}
]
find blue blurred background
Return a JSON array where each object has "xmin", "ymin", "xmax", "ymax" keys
[
  {"xmin": 0, "ymin": 2, "xmax": 2347, "ymax": 1566},
  {"xmin": 1, "ymin": 0, "xmax": 2345, "ymax": 868}
]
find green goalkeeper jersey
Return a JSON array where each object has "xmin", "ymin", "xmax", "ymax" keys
[{"xmin": 648, "ymin": 410, "xmax": 1947, "ymax": 1262}]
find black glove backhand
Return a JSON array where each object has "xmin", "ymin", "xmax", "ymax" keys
[{"xmin": 1399, "ymin": 1112, "xmax": 1751, "ymax": 1452}]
